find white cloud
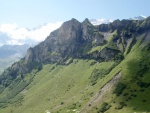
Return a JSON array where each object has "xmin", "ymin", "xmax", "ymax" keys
[
  {"xmin": 0, "ymin": 21, "xmax": 63, "ymax": 45},
  {"xmin": 140, "ymin": 15, "xmax": 147, "ymax": 18},
  {"xmin": 0, "ymin": 43, "xmax": 3, "ymax": 47},
  {"xmin": 90, "ymin": 19, "xmax": 113, "ymax": 25},
  {"xmin": 6, "ymin": 39, "xmax": 24, "ymax": 45},
  {"xmin": 28, "ymin": 22, "xmax": 63, "ymax": 42}
]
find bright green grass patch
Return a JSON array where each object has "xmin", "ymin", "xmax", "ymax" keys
[
  {"xmin": 88, "ymin": 30, "xmax": 118, "ymax": 54},
  {"xmin": 88, "ymin": 45, "xmax": 104, "ymax": 54},
  {"xmin": 1, "ymin": 34, "xmax": 150, "ymax": 113},
  {"xmin": 0, "ymin": 59, "xmax": 117, "ymax": 113}
]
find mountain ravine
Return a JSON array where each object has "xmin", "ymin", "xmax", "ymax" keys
[{"xmin": 0, "ymin": 17, "xmax": 150, "ymax": 113}]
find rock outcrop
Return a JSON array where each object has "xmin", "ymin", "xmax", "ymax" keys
[
  {"xmin": 24, "ymin": 18, "xmax": 107, "ymax": 64},
  {"xmin": 1, "ymin": 17, "xmax": 150, "ymax": 89}
]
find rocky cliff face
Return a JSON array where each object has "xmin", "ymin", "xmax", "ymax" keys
[
  {"xmin": 24, "ymin": 19, "xmax": 82, "ymax": 63},
  {"xmin": 0, "ymin": 17, "xmax": 150, "ymax": 89},
  {"xmin": 24, "ymin": 18, "xmax": 106, "ymax": 63}
]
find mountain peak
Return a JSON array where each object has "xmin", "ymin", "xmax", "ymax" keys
[
  {"xmin": 146, "ymin": 16, "xmax": 150, "ymax": 20},
  {"xmin": 82, "ymin": 18, "xmax": 92, "ymax": 27},
  {"xmin": 71, "ymin": 18, "xmax": 78, "ymax": 21},
  {"xmin": 69, "ymin": 18, "xmax": 80, "ymax": 24},
  {"xmin": 90, "ymin": 18, "xmax": 113, "ymax": 25},
  {"xmin": 83, "ymin": 18, "xmax": 90, "ymax": 23},
  {"xmin": 61, "ymin": 18, "xmax": 80, "ymax": 29},
  {"xmin": 129, "ymin": 15, "xmax": 147, "ymax": 20}
]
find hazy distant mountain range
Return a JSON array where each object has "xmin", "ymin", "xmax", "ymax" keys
[
  {"xmin": 0, "ymin": 22, "xmax": 62, "ymax": 73},
  {"xmin": 0, "ymin": 44, "xmax": 30, "ymax": 73}
]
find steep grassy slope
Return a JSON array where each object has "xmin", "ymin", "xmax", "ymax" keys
[
  {"xmin": 0, "ymin": 18, "xmax": 150, "ymax": 113},
  {"xmin": 0, "ymin": 35, "xmax": 150, "ymax": 113},
  {"xmin": 86, "ymin": 35, "xmax": 150, "ymax": 113},
  {"xmin": 0, "ymin": 60, "xmax": 116, "ymax": 113}
]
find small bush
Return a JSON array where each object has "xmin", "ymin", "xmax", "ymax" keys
[
  {"xmin": 116, "ymin": 102, "xmax": 127, "ymax": 110},
  {"xmin": 114, "ymin": 83, "xmax": 126, "ymax": 96},
  {"xmin": 128, "ymin": 96, "xmax": 132, "ymax": 100},
  {"xmin": 68, "ymin": 102, "xmax": 81, "ymax": 109},
  {"xmin": 123, "ymin": 93, "xmax": 129, "ymax": 96},
  {"xmin": 37, "ymin": 65, "xmax": 43, "ymax": 71},
  {"xmin": 142, "ymin": 100, "xmax": 146, "ymax": 102},
  {"xmin": 61, "ymin": 102, "xmax": 64, "ymax": 105},
  {"xmin": 89, "ymin": 69, "xmax": 101, "ymax": 85},
  {"xmin": 137, "ymin": 81, "xmax": 150, "ymax": 88},
  {"xmin": 97, "ymin": 102, "xmax": 111, "ymax": 113},
  {"xmin": 131, "ymin": 94, "xmax": 137, "ymax": 97},
  {"xmin": 90, "ymin": 61, "xmax": 97, "ymax": 66},
  {"xmin": 140, "ymin": 89, "xmax": 145, "ymax": 92}
]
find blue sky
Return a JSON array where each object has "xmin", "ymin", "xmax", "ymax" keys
[
  {"xmin": 0, "ymin": 0, "xmax": 149, "ymax": 28},
  {"xmin": 0, "ymin": 0, "xmax": 149, "ymax": 45}
]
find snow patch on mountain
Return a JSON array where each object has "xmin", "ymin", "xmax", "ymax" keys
[
  {"xmin": 90, "ymin": 15, "xmax": 147, "ymax": 26},
  {"xmin": 129, "ymin": 15, "xmax": 147, "ymax": 20},
  {"xmin": 90, "ymin": 19, "xmax": 113, "ymax": 25}
]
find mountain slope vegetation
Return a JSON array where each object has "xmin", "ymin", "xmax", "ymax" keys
[{"xmin": 0, "ymin": 17, "xmax": 150, "ymax": 113}]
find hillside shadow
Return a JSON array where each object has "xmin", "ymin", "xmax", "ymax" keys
[{"xmin": 116, "ymin": 46, "xmax": 150, "ymax": 112}]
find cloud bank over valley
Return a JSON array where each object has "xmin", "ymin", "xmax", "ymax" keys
[{"xmin": 0, "ymin": 21, "xmax": 63, "ymax": 46}]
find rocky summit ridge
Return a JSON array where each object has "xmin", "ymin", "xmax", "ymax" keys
[
  {"xmin": 1, "ymin": 17, "xmax": 150, "ymax": 86},
  {"xmin": 1, "ymin": 16, "xmax": 150, "ymax": 88}
]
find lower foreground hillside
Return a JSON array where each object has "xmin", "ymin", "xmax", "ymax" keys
[{"xmin": 0, "ymin": 18, "xmax": 150, "ymax": 113}]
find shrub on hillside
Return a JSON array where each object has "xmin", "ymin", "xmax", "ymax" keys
[
  {"xmin": 115, "ymin": 102, "xmax": 127, "ymax": 110},
  {"xmin": 97, "ymin": 102, "xmax": 111, "ymax": 113},
  {"xmin": 114, "ymin": 83, "xmax": 126, "ymax": 96}
]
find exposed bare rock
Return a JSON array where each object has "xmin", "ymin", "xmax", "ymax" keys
[{"xmin": 81, "ymin": 72, "xmax": 122, "ymax": 113}]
